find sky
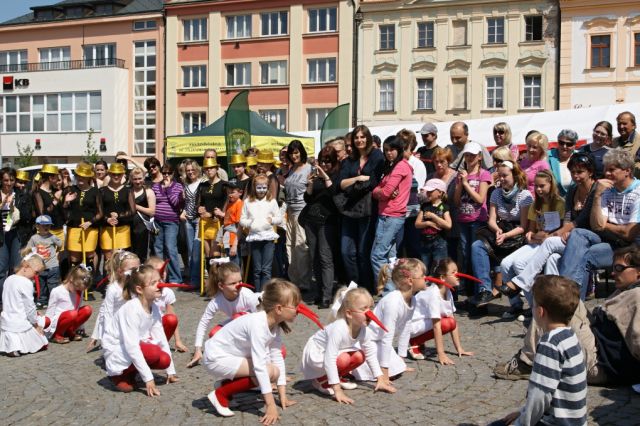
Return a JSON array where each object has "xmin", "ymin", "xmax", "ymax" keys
[{"xmin": 0, "ymin": 0, "xmax": 48, "ymax": 24}]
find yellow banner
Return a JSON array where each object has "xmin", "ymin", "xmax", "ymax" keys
[{"xmin": 166, "ymin": 135, "xmax": 315, "ymax": 158}]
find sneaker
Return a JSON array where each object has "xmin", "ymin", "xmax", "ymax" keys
[
  {"xmin": 339, "ymin": 378, "xmax": 358, "ymax": 390},
  {"xmin": 632, "ymin": 384, "xmax": 640, "ymax": 394},
  {"xmin": 517, "ymin": 308, "xmax": 532, "ymax": 322},
  {"xmin": 52, "ymin": 336, "xmax": 70, "ymax": 344},
  {"xmin": 407, "ymin": 346, "xmax": 425, "ymax": 360},
  {"xmin": 502, "ymin": 306, "xmax": 524, "ymax": 320},
  {"xmin": 7, "ymin": 351, "xmax": 21, "ymax": 357},
  {"xmin": 474, "ymin": 291, "xmax": 498, "ymax": 307},
  {"xmin": 207, "ymin": 390, "xmax": 234, "ymax": 417},
  {"xmin": 493, "ymin": 355, "xmax": 532, "ymax": 381},
  {"xmin": 311, "ymin": 379, "xmax": 334, "ymax": 396}
]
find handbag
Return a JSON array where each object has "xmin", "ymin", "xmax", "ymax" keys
[
  {"xmin": 137, "ymin": 211, "xmax": 159, "ymax": 235},
  {"xmin": 333, "ymin": 180, "xmax": 373, "ymax": 219},
  {"xmin": 475, "ymin": 220, "xmax": 525, "ymax": 261}
]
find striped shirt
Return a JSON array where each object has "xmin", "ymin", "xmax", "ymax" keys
[
  {"xmin": 600, "ymin": 178, "xmax": 640, "ymax": 226},
  {"xmin": 517, "ymin": 327, "xmax": 587, "ymax": 426}
]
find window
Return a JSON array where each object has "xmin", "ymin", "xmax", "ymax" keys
[
  {"xmin": 417, "ymin": 22, "xmax": 434, "ymax": 48},
  {"xmin": 487, "ymin": 18, "xmax": 504, "ymax": 44},
  {"xmin": 183, "ymin": 112, "xmax": 206, "ymax": 134},
  {"xmin": 452, "ymin": 20, "xmax": 467, "ymax": 46},
  {"xmin": 416, "ymin": 78, "xmax": 434, "ymax": 110},
  {"xmin": 379, "ymin": 80, "xmax": 395, "ymax": 112},
  {"xmin": 133, "ymin": 40, "xmax": 157, "ymax": 155},
  {"xmin": 379, "ymin": 25, "xmax": 395, "ymax": 50},
  {"xmin": 635, "ymin": 33, "xmax": 640, "ymax": 67},
  {"xmin": 183, "ymin": 65, "xmax": 207, "ymax": 88},
  {"xmin": 184, "ymin": 18, "xmax": 207, "ymax": 42},
  {"xmin": 83, "ymin": 44, "xmax": 116, "ymax": 67},
  {"xmin": 0, "ymin": 92, "xmax": 101, "ymax": 133},
  {"xmin": 227, "ymin": 15, "xmax": 251, "ymax": 39},
  {"xmin": 226, "ymin": 63, "xmax": 251, "ymax": 86},
  {"xmin": 0, "ymin": 50, "xmax": 27, "ymax": 72},
  {"xmin": 260, "ymin": 61, "xmax": 287, "ymax": 85},
  {"xmin": 308, "ymin": 58, "xmax": 336, "ymax": 83},
  {"xmin": 260, "ymin": 109, "xmax": 287, "ymax": 131},
  {"xmin": 39, "ymin": 47, "xmax": 70, "ymax": 70},
  {"xmin": 525, "ymin": 16, "xmax": 543, "ymax": 41},
  {"xmin": 133, "ymin": 20, "xmax": 156, "ymax": 31},
  {"xmin": 307, "ymin": 108, "xmax": 331, "ymax": 131},
  {"xmin": 261, "ymin": 11, "xmax": 288, "ymax": 36},
  {"xmin": 523, "ymin": 75, "xmax": 541, "ymax": 108},
  {"xmin": 451, "ymin": 78, "xmax": 467, "ymax": 110},
  {"xmin": 591, "ymin": 35, "xmax": 611, "ymax": 68},
  {"xmin": 308, "ymin": 7, "xmax": 337, "ymax": 33},
  {"xmin": 486, "ymin": 76, "xmax": 504, "ymax": 109}
]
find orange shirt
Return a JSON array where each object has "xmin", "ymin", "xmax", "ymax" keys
[{"xmin": 224, "ymin": 199, "xmax": 243, "ymax": 247}]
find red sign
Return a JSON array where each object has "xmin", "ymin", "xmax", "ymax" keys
[{"xmin": 3, "ymin": 76, "xmax": 13, "ymax": 90}]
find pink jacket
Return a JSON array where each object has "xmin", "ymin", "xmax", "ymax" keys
[{"xmin": 372, "ymin": 159, "xmax": 412, "ymax": 217}]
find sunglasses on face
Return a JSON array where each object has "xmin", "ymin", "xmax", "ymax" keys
[
  {"xmin": 494, "ymin": 130, "xmax": 505, "ymax": 135},
  {"xmin": 558, "ymin": 141, "xmax": 576, "ymax": 148},
  {"xmin": 612, "ymin": 263, "xmax": 636, "ymax": 273},
  {"xmin": 162, "ymin": 172, "xmax": 172, "ymax": 176}
]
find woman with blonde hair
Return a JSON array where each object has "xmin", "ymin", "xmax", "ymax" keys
[
  {"xmin": 492, "ymin": 122, "xmax": 519, "ymax": 161},
  {"xmin": 519, "ymin": 131, "xmax": 550, "ymax": 193}
]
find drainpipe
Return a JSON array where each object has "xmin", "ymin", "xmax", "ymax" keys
[
  {"xmin": 555, "ymin": 0, "xmax": 561, "ymax": 111},
  {"xmin": 162, "ymin": 9, "xmax": 168, "ymax": 163},
  {"xmin": 351, "ymin": 2, "xmax": 363, "ymax": 127}
]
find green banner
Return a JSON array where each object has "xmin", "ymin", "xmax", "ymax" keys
[
  {"xmin": 224, "ymin": 90, "xmax": 251, "ymax": 175},
  {"xmin": 320, "ymin": 103, "xmax": 350, "ymax": 145}
]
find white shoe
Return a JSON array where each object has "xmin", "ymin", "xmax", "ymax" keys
[
  {"xmin": 407, "ymin": 346, "xmax": 425, "ymax": 360},
  {"xmin": 207, "ymin": 390, "xmax": 234, "ymax": 417},
  {"xmin": 339, "ymin": 379, "xmax": 357, "ymax": 390},
  {"xmin": 311, "ymin": 379, "xmax": 334, "ymax": 396},
  {"xmin": 632, "ymin": 384, "xmax": 640, "ymax": 394}
]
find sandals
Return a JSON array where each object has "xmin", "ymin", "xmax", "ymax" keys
[
  {"xmin": 498, "ymin": 282, "xmax": 522, "ymax": 298},
  {"xmin": 52, "ymin": 336, "xmax": 70, "ymax": 344}
]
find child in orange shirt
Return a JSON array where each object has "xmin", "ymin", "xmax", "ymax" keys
[{"xmin": 222, "ymin": 182, "xmax": 244, "ymax": 266}]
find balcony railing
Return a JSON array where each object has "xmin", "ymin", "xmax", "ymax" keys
[{"xmin": 0, "ymin": 58, "xmax": 125, "ymax": 73}]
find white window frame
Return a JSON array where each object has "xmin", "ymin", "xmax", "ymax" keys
[
  {"xmin": 416, "ymin": 78, "xmax": 434, "ymax": 110},
  {"xmin": 261, "ymin": 11, "xmax": 288, "ymax": 36},
  {"xmin": 379, "ymin": 25, "xmax": 395, "ymax": 50},
  {"xmin": 260, "ymin": 61, "xmax": 287, "ymax": 85},
  {"xmin": 417, "ymin": 22, "xmax": 434, "ymax": 48},
  {"xmin": 524, "ymin": 15, "xmax": 543, "ymax": 42},
  {"xmin": 83, "ymin": 43, "xmax": 116, "ymax": 67},
  {"xmin": 487, "ymin": 17, "xmax": 505, "ymax": 44},
  {"xmin": 226, "ymin": 63, "xmax": 251, "ymax": 87},
  {"xmin": 183, "ymin": 65, "xmax": 207, "ymax": 88},
  {"xmin": 226, "ymin": 15, "xmax": 252, "ymax": 39},
  {"xmin": 133, "ymin": 20, "xmax": 156, "ymax": 31},
  {"xmin": 379, "ymin": 80, "xmax": 395, "ymax": 112},
  {"xmin": 0, "ymin": 50, "xmax": 28, "ymax": 72},
  {"xmin": 486, "ymin": 76, "xmax": 504, "ymax": 109},
  {"xmin": 39, "ymin": 47, "xmax": 71, "ymax": 70},
  {"xmin": 260, "ymin": 109, "xmax": 287, "ymax": 131},
  {"xmin": 308, "ymin": 7, "xmax": 337, "ymax": 33},
  {"xmin": 307, "ymin": 108, "xmax": 331, "ymax": 131},
  {"xmin": 308, "ymin": 58, "xmax": 336, "ymax": 83},
  {"xmin": 523, "ymin": 75, "xmax": 542, "ymax": 108},
  {"xmin": 182, "ymin": 112, "xmax": 207, "ymax": 134},
  {"xmin": 133, "ymin": 40, "xmax": 157, "ymax": 155},
  {"xmin": 183, "ymin": 18, "xmax": 208, "ymax": 42}
]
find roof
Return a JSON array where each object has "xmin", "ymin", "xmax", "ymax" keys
[{"xmin": 1, "ymin": 0, "xmax": 163, "ymax": 26}]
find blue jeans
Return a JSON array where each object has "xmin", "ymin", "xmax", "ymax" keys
[
  {"xmin": 558, "ymin": 228, "xmax": 613, "ymax": 300},
  {"xmin": 38, "ymin": 266, "xmax": 61, "ymax": 305},
  {"xmin": 0, "ymin": 229, "xmax": 21, "ymax": 302},
  {"xmin": 471, "ymin": 239, "xmax": 494, "ymax": 294},
  {"xmin": 371, "ymin": 215, "xmax": 406, "ymax": 285},
  {"xmin": 341, "ymin": 216, "xmax": 375, "ymax": 291},
  {"xmin": 185, "ymin": 218, "xmax": 201, "ymax": 285},
  {"xmin": 458, "ymin": 221, "xmax": 482, "ymax": 273},
  {"xmin": 153, "ymin": 221, "xmax": 182, "ymax": 283},
  {"xmin": 420, "ymin": 237, "xmax": 448, "ymax": 273},
  {"xmin": 251, "ymin": 240, "xmax": 275, "ymax": 292}
]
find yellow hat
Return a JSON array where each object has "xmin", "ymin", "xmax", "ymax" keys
[
  {"xmin": 74, "ymin": 162, "xmax": 95, "ymax": 178},
  {"xmin": 229, "ymin": 154, "xmax": 247, "ymax": 166},
  {"xmin": 108, "ymin": 163, "xmax": 126, "ymax": 174},
  {"xmin": 16, "ymin": 170, "xmax": 30, "ymax": 182},
  {"xmin": 256, "ymin": 150, "xmax": 275, "ymax": 164},
  {"xmin": 41, "ymin": 164, "xmax": 59, "ymax": 175},
  {"xmin": 34, "ymin": 172, "xmax": 42, "ymax": 182},
  {"xmin": 203, "ymin": 157, "xmax": 219, "ymax": 169},
  {"xmin": 246, "ymin": 156, "xmax": 258, "ymax": 167},
  {"xmin": 274, "ymin": 159, "xmax": 281, "ymax": 168}
]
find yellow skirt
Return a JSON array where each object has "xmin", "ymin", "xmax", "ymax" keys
[
  {"xmin": 50, "ymin": 228, "xmax": 65, "ymax": 248},
  {"xmin": 202, "ymin": 217, "xmax": 220, "ymax": 241},
  {"xmin": 66, "ymin": 227, "xmax": 99, "ymax": 252},
  {"xmin": 100, "ymin": 225, "xmax": 131, "ymax": 250}
]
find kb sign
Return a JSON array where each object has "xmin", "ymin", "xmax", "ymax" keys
[{"xmin": 3, "ymin": 76, "xmax": 30, "ymax": 91}]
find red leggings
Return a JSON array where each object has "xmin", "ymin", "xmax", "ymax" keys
[
  {"xmin": 45, "ymin": 306, "xmax": 93, "ymax": 339},
  {"xmin": 162, "ymin": 314, "xmax": 178, "ymax": 341},
  {"xmin": 122, "ymin": 342, "xmax": 172, "ymax": 376},
  {"xmin": 409, "ymin": 316, "xmax": 457, "ymax": 347},
  {"xmin": 317, "ymin": 350, "xmax": 365, "ymax": 383}
]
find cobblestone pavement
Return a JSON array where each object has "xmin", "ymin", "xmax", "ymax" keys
[{"xmin": 1, "ymin": 291, "xmax": 638, "ymax": 425}]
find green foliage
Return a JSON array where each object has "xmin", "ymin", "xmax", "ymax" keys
[
  {"xmin": 83, "ymin": 128, "xmax": 100, "ymax": 164},
  {"xmin": 15, "ymin": 141, "xmax": 34, "ymax": 168}
]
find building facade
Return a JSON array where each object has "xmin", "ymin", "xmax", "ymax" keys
[
  {"xmin": 0, "ymin": 0, "xmax": 164, "ymax": 164},
  {"xmin": 164, "ymin": 0, "xmax": 355, "ymax": 137},
  {"xmin": 357, "ymin": 0, "xmax": 558, "ymax": 127},
  {"xmin": 558, "ymin": 0, "xmax": 640, "ymax": 109}
]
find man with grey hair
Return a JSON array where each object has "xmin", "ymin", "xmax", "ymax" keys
[
  {"xmin": 612, "ymin": 111, "xmax": 640, "ymax": 177},
  {"xmin": 448, "ymin": 121, "xmax": 493, "ymax": 171},
  {"xmin": 548, "ymin": 129, "xmax": 579, "ymax": 196}
]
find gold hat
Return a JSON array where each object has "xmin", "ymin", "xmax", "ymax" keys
[
  {"xmin": 228, "ymin": 154, "xmax": 247, "ymax": 166},
  {"xmin": 274, "ymin": 159, "xmax": 281, "ymax": 168},
  {"xmin": 41, "ymin": 164, "xmax": 59, "ymax": 175},
  {"xmin": 74, "ymin": 162, "xmax": 95, "ymax": 178},
  {"xmin": 108, "ymin": 163, "xmax": 126, "ymax": 174},
  {"xmin": 203, "ymin": 157, "xmax": 219, "ymax": 169},
  {"xmin": 256, "ymin": 150, "xmax": 275, "ymax": 164},
  {"xmin": 16, "ymin": 170, "xmax": 30, "ymax": 182},
  {"xmin": 34, "ymin": 172, "xmax": 42, "ymax": 182},
  {"xmin": 246, "ymin": 156, "xmax": 258, "ymax": 167}
]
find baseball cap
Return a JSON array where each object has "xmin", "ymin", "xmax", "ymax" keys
[
  {"xmin": 419, "ymin": 123, "xmax": 438, "ymax": 135},
  {"xmin": 461, "ymin": 141, "xmax": 482, "ymax": 155},
  {"xmin": 423, "ymin": 178, "xmax": 447, "ymax": 193},
  {"xmin": 35, "ymin": 215, "xmax": 53, "ymax": 225}
]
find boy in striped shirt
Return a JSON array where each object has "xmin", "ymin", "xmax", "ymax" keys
[{"xmin": 500, "ymin": 276, "xmax": 587, "ymax": 425}]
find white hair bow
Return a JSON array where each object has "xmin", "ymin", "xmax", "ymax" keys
[
  {"xmin": 24, "ymin": 248, "xmax": 44, "ymax": 262},
  {"xmin": 211, "ymin": 257, "xmax": 231, "ymax": 265},
  {"xmin": 330, "ymin": 281, "xmax": 359, "ymax": 318}
]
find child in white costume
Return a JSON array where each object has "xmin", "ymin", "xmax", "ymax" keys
[
  {"xmin": 301, "ymin": 285, "xmax": 396, "ymax": 403},
  {"xmin": 102, "ymin": 265, "xmax": 177, "ymax": 395},
  {"xmin": 352, "ymin": 258, "xmax": 427, "ymax": 382},
  {"xmin": 0, "ymin": 254, "xmax": 48, "ymax": 357}
]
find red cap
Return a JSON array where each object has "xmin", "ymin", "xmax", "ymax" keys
[
  {"xmin": 296, "ymin": 303, "xmax": 324, "ymax": 329},
  {"xmin": 365, "ymin": 310, "xmax": 388, "ymax": 332}
]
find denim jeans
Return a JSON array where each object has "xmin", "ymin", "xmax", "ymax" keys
[
  {"xmin": 0, "ymin": 229, "xmax": 22, "ymax": 302},
  {"xmin": 420, "ymin": 237, "xmax": 448, "ymax": 273},
  {"xmin": 38, "ymin": 266, "xmax": 61, "ymax": 305},
  {"xmin": 500, "ymin": 244, "xmax": 541, "ymax": 309},
  {"xmin": 511, "ymin": 236, "xmax": 566, "ymax": 292},
  {"xmin": 153, "ymin": 221, "xmax": 182, "ymax": 283},
  {"xmin": 458, "ymin": 221, "xmax": 483, "ymax": 274},
  {"xmin": 558, "ymin": 228, "xmax": 613, "ymax": 300},
  {"xmin": 400, "ymin": 207, "xmax": 421, "ymax": 258},
  {"xmin": 341, "ymin": 215, "xmax": 375, "ymax": 291},
  {"xmin": 471, "ymin": 239, "xmax": 494, "ymax": 294},
  {"xmin": 251, "ymin": 240, "xmax": 275, "ymax": 292},
  {"xmin": 371, "ymin": 215, "xmax": 406, "ymax": 285},
  {"xmin": 185, "ymin": 218, "xmax": 201, "ymax": 285}
]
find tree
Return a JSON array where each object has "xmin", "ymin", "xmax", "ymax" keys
[
  {"xmin": 15, "ymin": 141, "xmax": 35, "ymax": 168},
  {"xmin": 83, "ymin": 128, "xmax": 100, "ymax": 164}
]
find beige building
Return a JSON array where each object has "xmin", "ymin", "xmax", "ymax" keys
[
  {"xmin": 559, "ymin": 0, "xmax": 640, "ymax": 109},
  {"xmin": 357, "ymin": 0, "xmax": 558, "ymax": 127}
]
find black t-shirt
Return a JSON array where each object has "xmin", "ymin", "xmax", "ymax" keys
[
  {"xmin": 417, "ymin": 145, "xmax": 438, "ymax": 178},
  {"xmin": 66, "ymin": 186, "xmax": 101, "ymax": 227},
  {"xmin": 101, "ymin": 186, "xmax": 133, "ymax": 225},
  {"xmin": 36, "ymin": 188, "xmax": 65, "ymax": 228},
  {"xmin": 419, "ymin": 202, "xmax": 449, "ymax": 239},
  {"xmin": 197, "ymin": 180, "xmax": 226, "ymax": 212}
]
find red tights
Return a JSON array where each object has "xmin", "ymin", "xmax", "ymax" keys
[
  {"xmin": 162, "ymin": 314, "xmax": 178, "ymax": 340},
  {"xmin": 317, "ymin": 350, "xmax": 365, "ymax": 384},
  {"xmin": 111, "ymin": 342, "xmax": 171, "ymax": 391},
  {"xmin": 45, "ymin": 306, "xmax": 93, "ymax": 339},
  {"xmin": 409, "ymin": 316, "xmax": 457, "ymax": 347}
]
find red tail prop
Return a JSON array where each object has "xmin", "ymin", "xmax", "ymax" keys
[
  {"xmin": 159, "ymin": 259, "xmax": 170, "ymax": 277},
  {"xmin": 236, "ymin": 283, "xmax": 255, "ymax": 290},
  {"xmin": 365, "ymin": 310, "xmax": 388, "ymax": 333},
  {"xmin": 75, "ymin": 291, "xmax": 82, "ymax": 310},
  {"xmin": 454, "ymin": 272, "xmax": 482, "ymax": 283},
  {"xmin": 157, "ymin": 282, "xmax": 195, "ymax": 290},
  {"xmin": 296, "ymin": 303, "xmax": 324, "ymax": 329},
  {"xmin": 34, "ymin": 274, "xmax": 41, "ymax": 300},
  {"xmin": 96, "ymin": 275, "xmax": 110, "ymax": 289},
  {"xmin": 425, "ymin": 276, "xmax": 455, "ymax": 291}
]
